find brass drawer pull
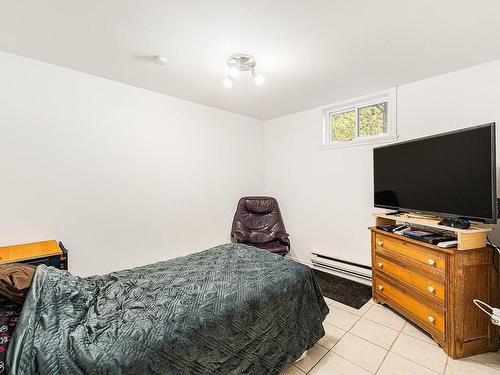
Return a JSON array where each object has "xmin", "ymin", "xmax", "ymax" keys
[
  {"xmin": 377, "ymin": 262, "xmax": 383, "ymax": 269},
  {"xmin": 427, "ymin": 315, "xmax": 435, "ymax": 323},
  {"xmin": 377, "ymin": 241, "xmax": 383, "ymax": 246},
  {"xmin": 427, "ymin": 259, "xmax": 435, "ymax": 266},
  {"xmin": 378, "ymin": 285, "xmax": 384, "ymax": 291},
  {"xmin": 428, "ymin": 286, "xmax": 435, "ymax": 293}
]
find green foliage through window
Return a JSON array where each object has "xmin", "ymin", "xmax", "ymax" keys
[
  {"xmin": 329, "ymin": 102, "xmax": 388, "ymax": 142},
  {"xmin": 359, "ymin": 103, "xmax": 387, "ymax": 137},
  {"xmin": 331, "ymin": 110, "xmax": 355, "ymax": 141}
]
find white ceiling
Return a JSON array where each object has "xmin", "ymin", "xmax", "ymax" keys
[{"xmin": 1, "ymin": 1, "xmax": 500, "ymax": 120}]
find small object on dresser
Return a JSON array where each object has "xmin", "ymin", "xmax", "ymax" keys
[
  {"xmin": 403, "ymin": 230, "xmax": 435, "ymax": 240},
  {"xmin": 437, "ymin": 240, "xmax": 458, "ymax": 248},
  {"xmin": 420, "ymin": 235, "xmax": 456, "ymax": 245},
  {"xmin": 438, "ymin": 217, "xmax": 471, "ymax": 229},
  {"xmin": 393, "ymin": 225, "xmax": 411, "ymax": 235},
  {"xmin": 376, "ymin": 225, "xmax": 399, "ymax": 232}
]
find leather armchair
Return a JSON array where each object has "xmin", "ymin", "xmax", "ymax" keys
[{"xmin": 231, "ymin": 196, "xmax": 290, "ymax": 256}]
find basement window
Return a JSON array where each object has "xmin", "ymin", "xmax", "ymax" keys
[{"xmin": 319, "ymin": 89, "xmax": 397, "ymax": 149}]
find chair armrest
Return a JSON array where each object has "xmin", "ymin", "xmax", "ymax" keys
[{"xmin": 276, "ymin": 232, "xmax": 290, "ymax": 246}]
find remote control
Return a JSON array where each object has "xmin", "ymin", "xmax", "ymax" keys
[
  {"xmin": 376, "ymin": 225, "xmax": 399, "ymax": 232},
  {"xmin": 420, "ymin": 235, "xmax": 456, "ymax": 245},
  {"xmin": 437, "ymin": 240, "xmax": 458, "ymax": 248},
  {"xmin": 393, "ymin": 225, "xmax": 411, "ymax": 235}
]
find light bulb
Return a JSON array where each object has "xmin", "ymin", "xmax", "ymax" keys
[
  {"xmin": 228, "ymin": 65, "xmax": 240, "ymax": 79},
  {"xmin": 252, "ymin": 70, "xmax": 265, "ymax": 86},
  {"xmin": 223, "ymin": 77, "xmax": 234, "ymax": 89}
]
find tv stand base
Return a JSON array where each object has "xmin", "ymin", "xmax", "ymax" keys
[{"xmin": 386, "ymin": 211, "xmax": 404, "ymax": 216}]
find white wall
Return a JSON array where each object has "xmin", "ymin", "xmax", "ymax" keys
[
  {"xmin": 2, "ymin": 50, "xmax": 499, "ymax": 276},
  {"xmin": 265, "ymin": 59, "xmax": 500, "ymax": 266},
  {"xmin": 0, "ymin": 52, "xmax": 265, "ymax": 276}
]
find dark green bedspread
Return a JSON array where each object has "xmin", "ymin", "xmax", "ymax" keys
[{"xmin": 7, "ymin": 243, "xmax": 328, "ymax": 374}]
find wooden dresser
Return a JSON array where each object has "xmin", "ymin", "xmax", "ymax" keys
[{"xmin": 370, "ymin": 213, "xmax": 499, "ymax": 359}]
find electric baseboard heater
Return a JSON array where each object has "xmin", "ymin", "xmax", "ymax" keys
[{"xmin": 310, "ymin": 252, "xmax": 372, "ymax": 286}]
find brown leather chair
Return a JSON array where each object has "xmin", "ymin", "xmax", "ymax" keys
[{"xmin": 231, "ymin": 196, "xmax": 290, "ymax": 256}]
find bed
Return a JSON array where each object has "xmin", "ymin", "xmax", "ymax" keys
[{"xmin": 6, "ymin": 243, "xmax": 328, "ymax": 374}]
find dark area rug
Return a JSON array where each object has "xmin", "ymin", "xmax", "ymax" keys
[{"xmin": 312, "ymin": 269, "xmax": 372, "ymax": 309}]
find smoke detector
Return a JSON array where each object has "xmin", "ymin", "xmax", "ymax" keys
[{"xmin": 152, "ymin": 55, "xmax": 167, "ymax": 65}]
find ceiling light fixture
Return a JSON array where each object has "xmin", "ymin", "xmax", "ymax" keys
[{"xmin": 223, "ymin": 54, "xmax": 265, "ymax": 88}]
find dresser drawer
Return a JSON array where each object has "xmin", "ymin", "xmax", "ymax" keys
[
  {"xmin": 375, "ymin": 234, "xmax": 446, "ymax": 272},
  {"xmin": 374, "ymin": 255, "xmax": 445, "ymax": 303},
  {"xmin": 375, "ymin": 276, "xmax": 445, "ymax": 339}
]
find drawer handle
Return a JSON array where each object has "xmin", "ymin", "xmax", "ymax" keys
[
  {"xmin": 427, "ymin": 286, "xmax": 435, "ymax": 293},
  {"xmin": 378, "ymin": 285, "xmax": 384, "ymax": 291},
  {"xmin": 427, "ymin": 259, "xmax": 436, "ymax": 266},
  {"xmin": 377, "ymin": 241, "xmax": 383, "ymax": 247},
  {"xmin": 427, "ymin": 315, "xmax": 435, "ymax": 323},
  {"xmin": 377, "ymin": 262, "xmax": 383, "ymax": 269}
]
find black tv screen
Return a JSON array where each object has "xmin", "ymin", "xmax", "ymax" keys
[{"xmin": 373, "ymin": 123, "xmax": 497, "ymax": 223}]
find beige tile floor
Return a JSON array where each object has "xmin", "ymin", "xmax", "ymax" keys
[{"xmin": 282, "ymin": 298, "xmax": 500, "ymax": 374}]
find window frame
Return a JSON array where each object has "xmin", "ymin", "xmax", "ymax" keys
[{"xmin": 319, "ymin": 88, "xmax": 398, "ymax": 150}]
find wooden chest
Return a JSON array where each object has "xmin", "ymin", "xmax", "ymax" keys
[
  {"xmin": 0, "ymin": 240, "xmax": 68, "ymax": 270},
  {"xmin": 370, "ymin": 224, "xmax": 499, "ymax": 358}
]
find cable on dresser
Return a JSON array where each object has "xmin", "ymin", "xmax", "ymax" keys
[{"xmin": 486, "ymin": 236, "xmax": 500, "ymax": 273}]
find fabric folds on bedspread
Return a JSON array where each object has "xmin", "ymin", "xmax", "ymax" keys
[{"xmin": 7, "ymin": 243, "xmax": 328, "ymax": 375}]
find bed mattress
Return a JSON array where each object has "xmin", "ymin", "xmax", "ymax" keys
[{"xmin": 7, "ymin": 243, "xmax": 328, "ymax": 374}]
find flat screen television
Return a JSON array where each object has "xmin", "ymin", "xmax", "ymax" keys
[{"xmin": 373, "ymin": 123, "xmax": 497, "ymax": 223}]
